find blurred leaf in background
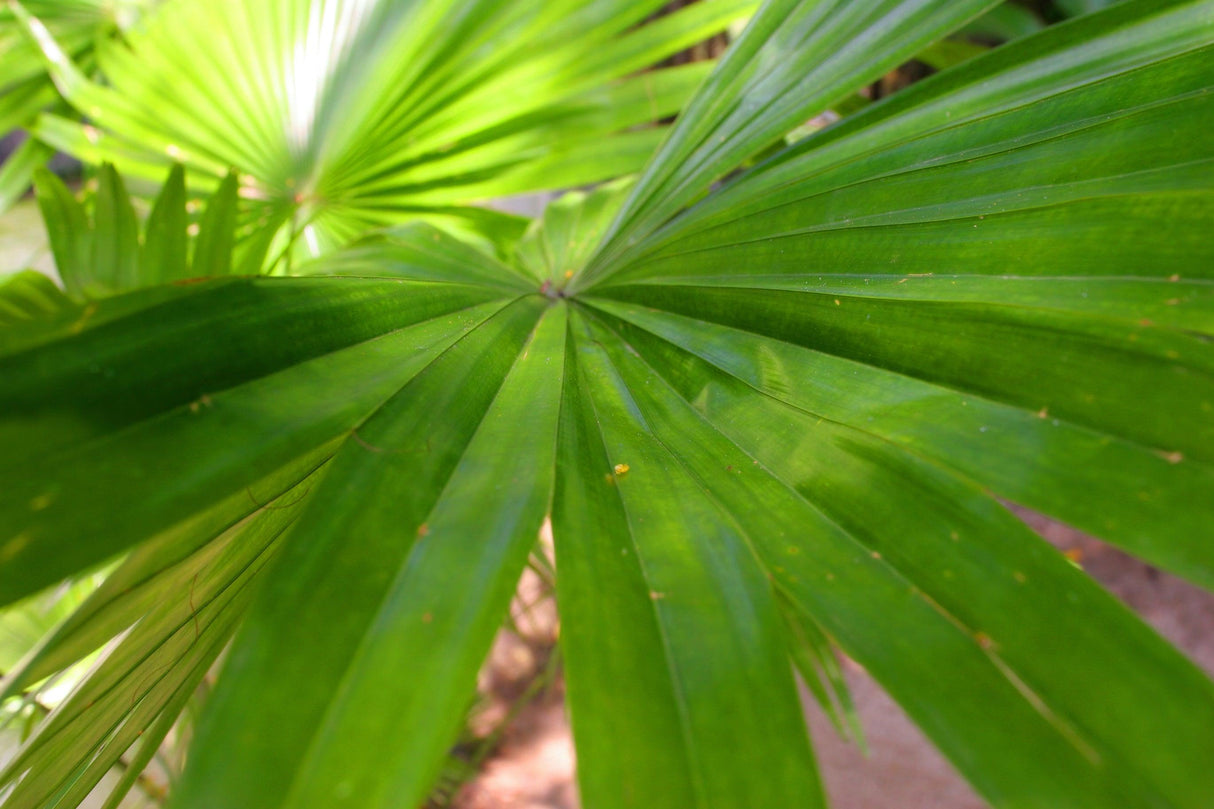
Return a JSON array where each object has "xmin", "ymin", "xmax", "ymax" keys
[
  {"xmin": 0, "ymin": 0, "xmax": 165, "ymax": 211},
  {"xmin": 8, "ymin": 0, "xmax": 752, "ymax": 270}
]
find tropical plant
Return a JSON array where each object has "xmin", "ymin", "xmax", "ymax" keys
[
  {"xmin": 2, "ymin": 0, "xmax": 1213, "ymax": 808},
  {"xmin": 7, "ymin": 0, "xmax": 749, "ymax": 267},
  {"xmin": 0, "ymin": 0, "xmax": 165, "ymax": 209}
]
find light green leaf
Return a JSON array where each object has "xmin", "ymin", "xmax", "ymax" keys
[
  {"xmin": 13, "ymin": 0, "xmax": 744, "ymax": 267},
  {"xmin": 0, "ymin": 573, "xmax": 97, "ymax": 675},
  {"xmin": 0, "ymin": 1, "xmax": 157, "ymax": 219},
  {"xmin": 0, "ymin": 269, "xmax": 68, "ymax": 326},
  {"xmin": 299, "ymin": 222, "xmax": 535, "ymax": 293},
  {"xmin": 0, "ymin": 136, "xmax": 54, "ymax": 213},
  {"xmin": 514, "ymin": 177, "xmax": 635, "ymax": 286},
  {"xmin": 29, "ymin": 162, "xmax": 250, "ymax": 298}
]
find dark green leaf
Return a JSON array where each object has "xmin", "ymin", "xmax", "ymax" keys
[
  {"xmin": 582, "ymin": 0, "xmax": 1003, "ymax": 279},
  {"xmin": 0, "ymin": 475, "xmax": 314, "ymax": 808},
  {"xmin": 0, "ymin": 451, "xmax": 332, "ymax": 698},
  {"xmin": 31, "ymin": 167, "xmax": 87, "ymax": 298},
  {"xmin": 960, "ymin": 3, "xmax": 1043, "ymax": 40},
  {"xmin": 89, "ymin": 164, "xmax": 140, "ymax": 294},
  {"xmin": 578, "ymin": 303, "xmax": 1214, "ymax": 808},
  {"xmin": 0, "ymin": 277, "xmax": 511, "ymax": 605},
  {"xmin": 590, "ymin": 298, "xmax": 1214, "ymax": 590},
  {"xmin": 3, "ymin": 3, "xmax": 1212, "ymax": 809},
  {"xmin": 554, "ymin": 306, "xmax": 825, "ymax": 809},
  {"xmin": 585, "ymin": 0, "xmax": 1214, "ymax": 587},
  {"xmin": 190, "ymin": 170, "xmax": 238, "ymax": 278},
  {"xmin": 177, "ymin": 296, "xmax": 564, "ymax": 809}
]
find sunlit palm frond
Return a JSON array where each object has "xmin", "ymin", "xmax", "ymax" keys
[{"xmin": 13, "ymin": 0, "xmax": 751, "ymax": 269}]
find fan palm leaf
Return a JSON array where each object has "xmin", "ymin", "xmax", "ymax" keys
[
  {"xmin": 11, "ymin": 0, "xmax": 751, "ymax": 268},
  {"xmin": 1, "ymin": 1, "xmax": 1212, "ymax": 808}
]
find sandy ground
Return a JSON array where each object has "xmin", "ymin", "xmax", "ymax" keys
[{"xmin": 453, "ymin": 510, "xmax": 1214, "ymax": 809}]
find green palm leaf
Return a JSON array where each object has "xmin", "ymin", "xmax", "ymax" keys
[
  {"xmin": 1, "ymin": 1, "xmax": 1212, "ymax": 808},
  {"xmin": 11, "ymin": 0, "xmax": 750, "ymax": 268},
  {"xmin": 0, "ymin": 270, "xmax": 68, "ymax": 326},
  {"xmin": 589, "ymin": 0, "xmax": 1214, "ymax": 584},
  {"xmin": 0, "ymin": 0, "xmax": 162, "ymax": 211},
  {"xmin": 0, "ymin": 472, "xmax": 317, "ymax": 809}
]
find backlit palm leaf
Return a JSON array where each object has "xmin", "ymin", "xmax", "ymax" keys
[
  {"xmin": 12, "ymin": 0, "xmax": 751, "ymax": 269},
  {"xmin": 0, "ymin": 0, "xmax": 164, "ymax": 210}
]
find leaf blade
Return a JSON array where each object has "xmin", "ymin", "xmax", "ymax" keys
[
  {"xmin": 554, "ymin": 305, "xmax": 825, "ymax": 809},
  {"xmin": 0, "ymin": 277, "xmax": 510, "ymax": 606},
  {"xmin": 580, "ymin": 302, "xmax": 1214, "ymax": 808},
  {"xmin": 175, "ymin": 296, "xmax": 560, "ymax": 809}
]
